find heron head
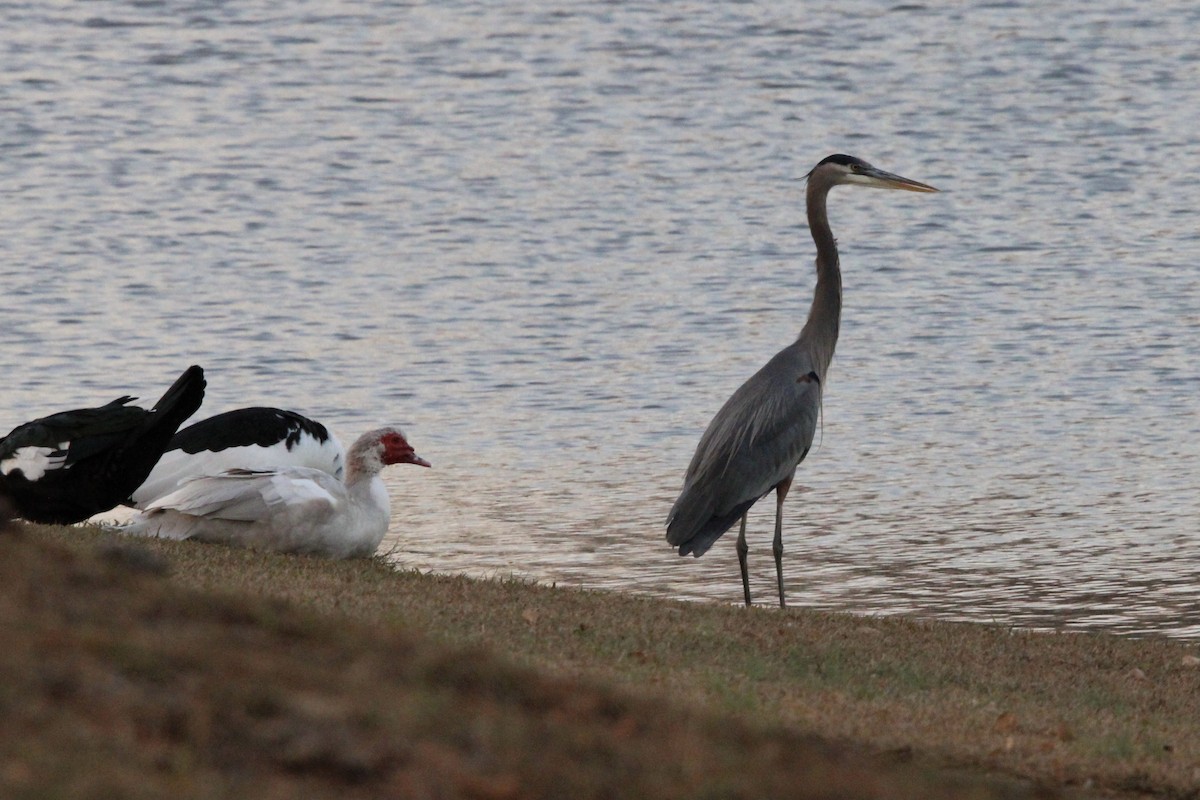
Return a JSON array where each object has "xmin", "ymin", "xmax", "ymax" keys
[{"xmin": 806, "ymin": 154, "xmax": 938, "ymax": 193}]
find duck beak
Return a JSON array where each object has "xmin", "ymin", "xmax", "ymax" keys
[{"xmin": 404, "ymin": 451, "xmax": 432, "ymax": 468}]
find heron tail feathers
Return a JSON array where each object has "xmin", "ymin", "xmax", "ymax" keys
[{"xmin": 667, "ymin": 496, "xmax": 758, "ymax": 558}]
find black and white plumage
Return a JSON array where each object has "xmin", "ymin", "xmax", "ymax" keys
[
  {"xmin": 129, "ymin": 407, "xmax": 345, "ymax": 508},
  {"xmin": 0, "ymin": 365, "xmax": 206, "ymax": 524},
  {"xmin": 124, "ymin": 426, "xmax": 430, "ymax": 558}
]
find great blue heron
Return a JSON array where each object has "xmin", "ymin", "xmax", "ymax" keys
[{"xmin": 666, "ymin": 154, "xmax": 938, "ymax": 608}]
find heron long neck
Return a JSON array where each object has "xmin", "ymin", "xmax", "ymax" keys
[{"xmin": 798, "ymin": 180, "xmax": 841, "ymax": 378}]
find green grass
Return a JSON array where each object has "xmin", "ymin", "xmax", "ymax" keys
[{"xmin": 8, "ymin": 522, "xmax": 1200, "ymax": 798}]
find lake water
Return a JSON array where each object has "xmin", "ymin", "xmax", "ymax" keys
[{"xmin": 3, "ymin": 0, "xmax": 1200, "ymax": 637}]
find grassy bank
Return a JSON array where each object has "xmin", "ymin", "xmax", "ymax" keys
[{"xmin": 6, "ymin": 523, "xmax": 1200, "ymax": 798}]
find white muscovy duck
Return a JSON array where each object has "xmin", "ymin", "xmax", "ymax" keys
[
  {"xmin": 129, "ymin": 406, "xmax": 345, "ymax": 508},
  {"xmin": 123, "ymin": 426, "xmax": 430, "ymax": 558},
  {"xmin": 0, "ymin": 365, "xmax": 206, "ymax": 524}
]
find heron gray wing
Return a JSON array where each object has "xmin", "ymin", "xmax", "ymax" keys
[{"xmin": 667, "ymin": 345, "xmax": 822, "ymax": 548}]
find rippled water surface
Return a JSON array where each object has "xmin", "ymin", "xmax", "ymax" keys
[{"xmin": 3, "ymin": 1, "xmax": 1200, "ymax": 637}]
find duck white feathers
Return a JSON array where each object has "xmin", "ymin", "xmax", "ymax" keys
[
  {"xmin": 124, "ymin": 426, "xmax": 429, "ymax": 558},
  {"xmin": 129, "ymin": 407, "xmax": 345, "ymax": 508}
]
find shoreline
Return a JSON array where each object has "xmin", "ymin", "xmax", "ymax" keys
[{"xmin": 7, "ymin": 522, "xmax": 1200, "ymax": 798}]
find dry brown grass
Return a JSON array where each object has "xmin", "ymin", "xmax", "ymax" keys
[{"xmin": 9, "ymin": 523, "xmax": 1200, "ymax": 798}]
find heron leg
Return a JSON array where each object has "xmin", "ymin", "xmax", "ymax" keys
[
  {"xmin": 773, "ymin": 478, "xmax": 793, "ymax": 609},
  {"xmin": 735, "ymin": 514, "xmax": 750, "ymax": 607}
]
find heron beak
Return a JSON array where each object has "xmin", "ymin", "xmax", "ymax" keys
[{"xmin": 861, "ymin": 166, "xmax": 939, "ymax": 193}]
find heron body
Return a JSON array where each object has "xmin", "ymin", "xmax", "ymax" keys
[
  {"xmin": 666, "ymin": 154, "xmax": 937, "ymax": 607},
  {"xmin": 668, "ymin": 351, "xmax": 823, "ymax": 560}
]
